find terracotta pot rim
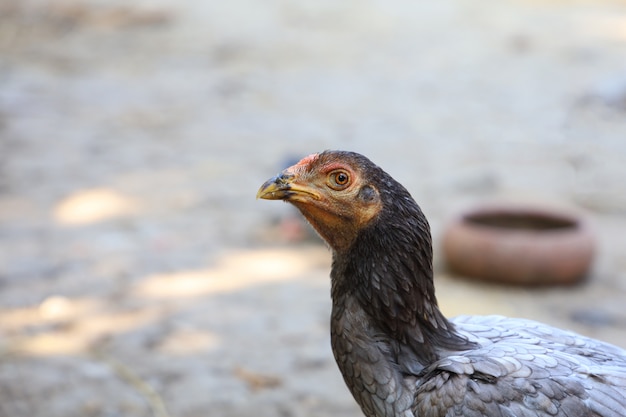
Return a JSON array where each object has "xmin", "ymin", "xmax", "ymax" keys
[{"xmin": 450, "ymin": 204, "xmax": 592, "ymax": 236}]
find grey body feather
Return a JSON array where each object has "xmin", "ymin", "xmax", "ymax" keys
[{"xmin": 332, "ymin": 301, "xmax": 626, "ymax": 417}]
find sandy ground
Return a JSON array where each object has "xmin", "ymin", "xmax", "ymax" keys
[{"xmin": 1, "ymin": 0, "xmax": 626, "ymax": 416}]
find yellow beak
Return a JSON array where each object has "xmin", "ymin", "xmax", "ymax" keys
[{"xmin": 257, "ymin": 173, "xmax": 321, "ymax": 201}]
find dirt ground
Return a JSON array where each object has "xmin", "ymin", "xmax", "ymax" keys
[{"xmin": 1, "ymin": 0, "xmax": 626, "ymax": 416}]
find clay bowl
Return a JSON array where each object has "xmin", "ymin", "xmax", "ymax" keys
[{"xmin": 441, "ymin": 204, "xmax": 595, "ymax": 285}]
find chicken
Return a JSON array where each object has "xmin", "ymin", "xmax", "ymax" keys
[{"xmin": 257, "ymin": 150, "xmax": 626, "ymax": 417}]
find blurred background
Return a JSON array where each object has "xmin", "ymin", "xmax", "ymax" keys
[{"xmin": 1, "ymin": 0, "xmax": 626, "ymax": 416}]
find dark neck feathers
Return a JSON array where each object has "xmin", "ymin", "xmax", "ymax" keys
[{"xmin": 331, "ymin": 176, "xmax": 475, "ymax": 365}]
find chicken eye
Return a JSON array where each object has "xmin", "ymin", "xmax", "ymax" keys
[{"xmin": 328, "ymin": 170, "xmax": 351, "ymax": 190}]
